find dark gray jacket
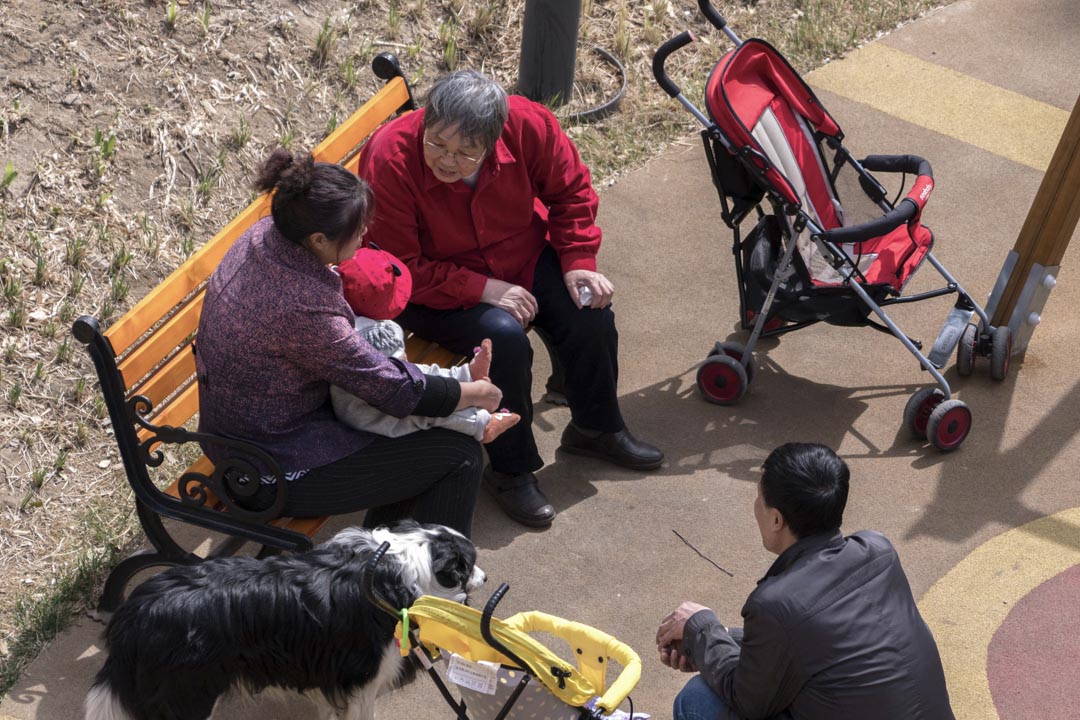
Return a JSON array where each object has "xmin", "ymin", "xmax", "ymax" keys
[{"xmin": 682, "ymin": 530, "xmax": 954, "ymax": 720}]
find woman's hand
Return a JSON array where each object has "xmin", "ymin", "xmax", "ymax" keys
[
  {"xmin": 480, "ymin": 278, "xmax": 538, "ymax": 327},
  {"xmin": 457, "ymin": 378, "xmax": 503, "ymax": 413},
  {"xmin": 563, "ymin": 269, "xmax": 614, "ymax": 309}
]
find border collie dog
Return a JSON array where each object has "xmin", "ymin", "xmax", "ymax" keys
[{"xmin": 85, "ymin": 521, "xmax": 485, "ymax": 720}]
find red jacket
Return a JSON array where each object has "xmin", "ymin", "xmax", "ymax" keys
[{"xmin": 355, "ymin": 96, "xmax": 601, "ymax": 309}]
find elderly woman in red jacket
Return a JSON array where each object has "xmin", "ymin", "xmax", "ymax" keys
[{"xmin": 355, "ymin": 70, "xmax": 664, "ymax": 528}]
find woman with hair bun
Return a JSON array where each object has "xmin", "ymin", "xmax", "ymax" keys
[{"xmin": 194, "ymin": 148, "xmax": 497, "ymax": 537}]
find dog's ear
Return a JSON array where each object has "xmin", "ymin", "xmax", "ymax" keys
[{"xmin": 428, "ymin": 532, "xmax": 477, "ymax": 592}]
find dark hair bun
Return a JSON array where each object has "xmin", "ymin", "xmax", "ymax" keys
[{"xmin": 253, "ymin": 148, "xmax": 314, "ymax": 199}]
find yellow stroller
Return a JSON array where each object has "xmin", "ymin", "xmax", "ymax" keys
[{"xmin": 363, "ymin": 543, "xmax": 642, "ymax": 719}]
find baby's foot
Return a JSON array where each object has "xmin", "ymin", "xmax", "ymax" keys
[
  {"xmin": 481, "ymin": 410, "xmax": 520, "ymax": 444},
  {"xmin": 469, "ymin": 338, "xmax": 493, "ymax": 380}
]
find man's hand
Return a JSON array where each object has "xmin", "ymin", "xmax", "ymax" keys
[
  {"xmin": 656, "ymin": 601, "xmax": 713, "ymax": 669},
  {"xmin": 563, "ymin": 269, "xmax": 614, "ymax": 309},
  {"xmin": 659, "ymin": 643, "xmax": 699, "ymax": 673},
  {"xmin": 480, "ymin": 279, "xmax": 537, "ymax": 327}
]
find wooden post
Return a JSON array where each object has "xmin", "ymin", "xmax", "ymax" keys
[
  {"xmin": 518, "ymin": 0, "xmax": 582, "ymax": 107},
  {"xmin": 988, "ymin": 93, "xmax": 1080, "ymax": 345}
]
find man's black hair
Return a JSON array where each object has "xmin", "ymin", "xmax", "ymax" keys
[{"xmin": 761, "ymin": 443, "xmax": 849, "ymax": 539}]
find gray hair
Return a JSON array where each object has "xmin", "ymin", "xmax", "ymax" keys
[{"xmin": 423, "ymin": 70, "xmax": 509, "ymax": 152}]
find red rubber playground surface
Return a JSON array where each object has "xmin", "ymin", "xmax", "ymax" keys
[{"xmin": 988, "ymin": 564, "xmax": 1080, "ymax": 719}]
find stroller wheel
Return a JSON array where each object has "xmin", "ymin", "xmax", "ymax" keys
[
  {"xmin": 707, "ymin": 342, "xmax": 756, "ymax": 384},
  {"xmin": 956, "ymin": 323, "xmax": 978, "ymax": 377},
  {"xmin": 903, "ymin": 387, "xmax": 944, "ymax": 438},
  {"xmin": 990, "ymin": 325, "xmax": 1012, "ymax": 381},
  {"xmin": 697, "ymin": 355, "xmax": 748, "ymax": 405},
  {"xmin": 926, "ymin": 399, "xmax": 973, "ymax": 451}
]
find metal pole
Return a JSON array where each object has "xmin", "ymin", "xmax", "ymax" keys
[{"xmin": 518, "ymin": 0, "xmax": 581, "ymax": 107}]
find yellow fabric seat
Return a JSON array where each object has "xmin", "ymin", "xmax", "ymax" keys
[{"xmin": 398, "ymin": 595, "xmax": 641, "ymax": 714}]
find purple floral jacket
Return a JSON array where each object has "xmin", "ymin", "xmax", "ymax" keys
[{"xmin": 195, "ymin": 217, "xmax": 426, "ymax": 472}]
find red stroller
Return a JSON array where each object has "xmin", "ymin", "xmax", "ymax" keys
[{"xmin": 652, "ymin": 0, "xmax": 1012, "ymax": 450}]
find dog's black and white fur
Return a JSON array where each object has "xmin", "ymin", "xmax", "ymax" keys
[{"xmin": 85, "ymin": 521, "xmax": 485, "ymax": 720}]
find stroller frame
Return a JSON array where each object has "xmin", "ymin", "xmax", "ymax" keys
[{"xmin": 653, "ymin": 0, "xmax": 1013, "ymax": 450}]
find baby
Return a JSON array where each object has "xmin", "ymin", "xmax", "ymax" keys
[{"xmin": 332, "ymin": 247, "xmax": 519, "ymax": 444}]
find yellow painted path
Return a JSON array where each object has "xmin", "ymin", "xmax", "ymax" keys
[{"xmin": 809, "ymin": 43, "xmax": 1071, "ymax": 171}]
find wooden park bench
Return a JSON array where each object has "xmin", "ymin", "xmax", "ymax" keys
[{"xmin": 72, "ymin": 54, "xmax": 468, "ymax": 613}]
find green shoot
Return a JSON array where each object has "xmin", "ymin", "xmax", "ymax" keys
[
  {"xmin": 314, "ymin": 18, "xmax": 338, "ymax": 67},
  {"xmin": 1, "ymin": 161, "xmax": 16, "ymax": 191},
  {"xmin": 165, "ymin": 0, "xmax": 179, "ymax": 30},
  {"xmin": 55, "ymin": 337, "xmax": 70, "ymax": 364},
  {"xmin": 228, "ymin": 116, "xmax": 251, "ymax": 151}
]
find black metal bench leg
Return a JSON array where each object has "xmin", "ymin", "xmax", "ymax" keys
[
  {"xmin": 98, "ymin": 500, "xmax": 197, "ymax": 613},
  {"xmin": 98, "ymin": 548, "xmax": 193, "ymax": 613}
]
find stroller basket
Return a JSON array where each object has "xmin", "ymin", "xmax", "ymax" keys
[
  {"xmin": 363, "ymin": 543, "xmax": 641, "ymax": 720},
  {"xmin": 650, "ymin": 0, "xmax": 1014, "ymax": 450}
]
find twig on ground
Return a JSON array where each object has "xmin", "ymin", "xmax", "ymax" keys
[{"xmin": 673, "ymin": 529, "xmax": 734, "ymax": 577}]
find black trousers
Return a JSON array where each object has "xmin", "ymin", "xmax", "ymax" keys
[
  {"xmin": 255, "ymin": 428, "xmax": 483, "ymax": 538},
  {"xmin": 397, "ymin": 246, "xmax": 624, "ymax": 475}
]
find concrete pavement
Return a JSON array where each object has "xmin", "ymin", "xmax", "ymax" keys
[{"xmin": 3, "ymin": 0, "xmax": 1078, "ymax": 717}]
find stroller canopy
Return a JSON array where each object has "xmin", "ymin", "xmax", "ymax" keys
[{"xmin": 707, "ymin": 39, "xmax": 841, "ymax": 209}]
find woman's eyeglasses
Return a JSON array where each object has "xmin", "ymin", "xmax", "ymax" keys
[{"xmin": 423, "ymin": 139, "xmax": 485, "ymax": 167}]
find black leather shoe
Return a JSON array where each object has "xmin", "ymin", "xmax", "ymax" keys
[
  {"xmin": 559, "ymin": 422, "xmax": 665, "ymax": 470},
  {"xmin": 483, "ymin": 469, "xmax": 556, "ymax": 528}
]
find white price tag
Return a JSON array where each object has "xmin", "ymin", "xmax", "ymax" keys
[{"xmin": 446, "ymin": 653, "xmax": 500, "ymax": 695}]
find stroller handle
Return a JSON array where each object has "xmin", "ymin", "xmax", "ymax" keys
[
  {"xmin": 820, "ymin": 198, "xmax": 920, "ymax": 245},
  {"xmin": 861, "ymin": 154, "xmax": 933, "ymax": 180},
  {"xmin": 362, "ymin": 541, "xmax": 404, "ymax": 619},
  {"xmin": 698, "ymin": 0, "xmax": 728, "ymax": 30},
  {"xmin": 481, "ymin": 582, "xmax": 532, "ymax": 672},
  {"xmin": 653, "ymin": 31, "xmax": 695, "ymax": 98}
]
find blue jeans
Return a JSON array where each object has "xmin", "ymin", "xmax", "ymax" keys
[
  {"xmin": 674, "ymin": 628, "xmax": 787, "ymax": 720},
  {"xmin": 674, "ymin": 675, "xmax": 741, "ymax": 720}
]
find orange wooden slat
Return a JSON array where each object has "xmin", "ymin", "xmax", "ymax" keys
[
  {"xmin": 404, "ymin": 335, "xmax": 440, "ymax": 359},
  {"xmin": 106, "ymin": 195, "xmax": 271, "ymax": 355},
  {"xmin": 403, "ymin": 333, "xmax": 473, "ymax": 368},
  {"xmin": 117, "ymin": 294, "xmax": 204, "ymax": 390},
  {"xmin": 134, "ymin": 345, "xmax": 196, "ymax": 410},
  {"xmin": 313, "ymin": 77, "xmax": 410, "ymax": 164},
  {"xmin": 271, "ymin": 515, "xmax": 332, "ymax": 538},
  {"xmin": 417, "ymin": 345, "xmax": 465, "ymax": 368},
  {"xmin": 137, "ymin": 382, "xmax": 199, "ymax": 443}
]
